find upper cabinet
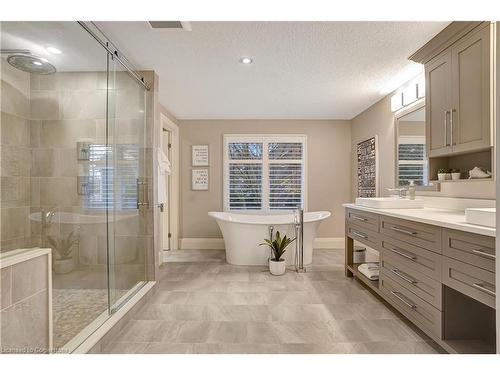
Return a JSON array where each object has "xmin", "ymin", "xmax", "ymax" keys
[
  {"xmin": 426, "ymin": 49, "xmax": 453, "ymax": 157},
  {"xmin": 412, "ymin": 22, "xmax": 495, "ymax": 159},
  {"xmin": 450, "ymin": 25, "xmax": 492, "ymax": 154}
]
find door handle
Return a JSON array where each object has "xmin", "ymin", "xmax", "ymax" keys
[
  {"xmin": 351, "ymin": 230, "xmax": 368, "ymax": 239},
  {"xmin": 450, "ymin": 108, "xmax": 455, "ymax": 146},
  {"xmin": 472, "ymin": 283, "xmax": 495, "ymax": 297},
  {"xmin": 390, "ymin": 290, "xmax": 417, "ymax": 309},
  {"xmin": 472, "ymin": 249, "xmax": 496, "ymax": 260},
  {"xmin": 390, "ymin": 226, "xmax": 417, "ymax": 236},
  {"xmin": 444, "ymin": 110, "xmax": 450, "ymax": 146},
  {"xmin": 351, "ymin": 215, "xmax": 368, "ymax": 222},
  {"xmin": 388, "ymin": 247, "xmax": 417, "ymax": 260},
  {"xmin": 391, "ymin": 268, "xmax": 417, "ymax": 284}
]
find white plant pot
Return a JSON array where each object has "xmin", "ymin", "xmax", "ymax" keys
[
  {"xmin": 451, "ymin": 172, "xmax": 461, "ymax": 181},
  {"xmin": 54, "ymin": 258, "xmax": 74, "ymax": 274},
  {"xmin": 446, "ymin": 173, "xmax": 452, "ymax": 180},
  {"xmin": 269, "ymin": 259, "xmax": 286, "ymax": 276},
  {"xmin": 437, "ymin": 173, "xmax": 447, "ymax": 181}
]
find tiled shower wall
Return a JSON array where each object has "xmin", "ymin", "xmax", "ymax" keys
[
  {"xmin": 29, "ymin": 71, "xmax": 108, "ymax": 272},
  {"xmin": 1, "ymin": 59, "xmax": 33, "ymax": 252}
]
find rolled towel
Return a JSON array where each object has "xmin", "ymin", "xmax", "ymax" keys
[{"xmin": 358, "ymin": 265, "xmax": 379, "ymax": 280}]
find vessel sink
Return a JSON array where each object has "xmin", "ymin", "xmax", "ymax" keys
[
  {"xmin": 465, "ymin": 208, "xmax": 495, "ymax": 228},
  {"xmin": 355, "ymin": 197, "xmax": 424, "ymax": 209}
]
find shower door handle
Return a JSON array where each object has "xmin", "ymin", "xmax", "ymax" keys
[{"xmin": 136, "ymin": 178, "xmax": 149, "ymax": 209}]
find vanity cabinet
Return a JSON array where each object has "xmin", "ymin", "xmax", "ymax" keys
[
  {"xmin": 422, "ymin": 22, "xmax": 493, "ymax": 158},
  {"xmin": 344, "ymin": 207, "xmax": 496, "ymax": 353}
]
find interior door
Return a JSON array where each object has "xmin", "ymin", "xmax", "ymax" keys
[
  {"xmin": 162, "ymin": 129, "xmax": 171, "ymax": 251},
  {"xmin": 451, "ymin": 24, "xmax": 491, "ymax": 153},
  {"xmin": 425, "ymin": 49, "xmax": 453, "ymax": 157}
]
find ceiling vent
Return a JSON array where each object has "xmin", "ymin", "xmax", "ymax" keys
[{"xmin": 148, "ymin": 21, "xmax": 192, "ymax": 31}]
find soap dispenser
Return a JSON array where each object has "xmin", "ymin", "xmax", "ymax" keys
[{"xmin": 408, "ymin": 180, "xmax": 416, "ymax": 200}]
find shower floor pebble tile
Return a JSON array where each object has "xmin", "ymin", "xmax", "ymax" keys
[{"xmin": 102, "ymin": 249, "xmax": 445, "ymax": 354}]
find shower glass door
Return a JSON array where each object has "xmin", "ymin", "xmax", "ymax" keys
[{"xmin": 106, "ymin": 54, "xmax": 149, "ymax": 312}]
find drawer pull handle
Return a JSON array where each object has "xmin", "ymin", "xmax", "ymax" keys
[
  {"xmin": 390, "ymin": 226, "xmax": 417, "ymax": 236},
  {"xmin": 351, "ymin": 215, "xmax": 368, "ymax": 222},
  {"xmin": 389, "ymin": 247, "xmax": 417, "ymax": 261},
  {"xmin": 391, "ymin": 268, "xmax": 417, "ymax": 284},
  {"xmin": 351, "ymin": 230, "xmax": 368, "ymax": 239},
  {"xmin": 390, "ymin": 290, "xmax": 417, "ymax": 309},
  {"xmin": 472, "ymin": 283, "xmax": 496, "ymax": 297},
  {"xmin": 472, "ymin": 249, "xmax": 496, "ymax": 260}
]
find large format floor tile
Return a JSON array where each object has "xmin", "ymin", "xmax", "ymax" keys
[{"xmin": 102, "ymin": 249, "xmax": 444, "ymax": 354}]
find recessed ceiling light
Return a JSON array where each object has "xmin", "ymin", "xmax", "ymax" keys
[
  {"xmin": 32, "ymin": 61, "xmax": 42, "ymax": 66},
  {"xmin": 46, "ymin": 46, "xmax": 62, "ymax": 54},
  {"xmin": 239, "ymin": 57, "xmax": 253, "ymax": 64}
]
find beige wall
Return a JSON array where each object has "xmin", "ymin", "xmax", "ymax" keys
[
  {"xmin": 350, "ymin": 94, "xmax": 495, "ymax": 200},
  {"xmin": 179, "ymin": 120, "xmax": 352, "ymax": 239},
  {"xmin": 351, "ymin": 95, "xmax": 395, "ymax": 200}
]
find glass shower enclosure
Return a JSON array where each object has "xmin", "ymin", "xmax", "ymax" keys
[{"xmin": 0, "ymin": 21, "xmax": 154, "ymax": 352}]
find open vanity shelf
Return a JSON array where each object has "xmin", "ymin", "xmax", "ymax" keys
[{"xmin": 344, "ymin": 206, "xmax": 496, "ymax": 354}]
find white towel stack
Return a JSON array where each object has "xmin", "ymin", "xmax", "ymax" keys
[{"xmin": 358, "ymin": 263, "xmax": 379, "ymax": 280}]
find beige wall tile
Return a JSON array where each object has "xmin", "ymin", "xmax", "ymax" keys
[
  {"xmin": 31, "ymin": 148, "xmax": 56, "ymax": 177},
  {"xmin": 0, "ymin": 145, "xmax": 31, "ymax": 177},
  {"xmin": 59, "ymin": 90, "xmax": 106, "ymax": 120},
  {"xmin": 11, "ymin": 254, "xmax": 48, "ymax": 303},
  {"xmin": 40, "ymin": 120, "xmax": 96, "ymax": 148},
  {"xmin": 39, "ymin": 177, "xmax": 79, "ymax": 206},
  {"xmin": 79, "ymin": 235, "xmax": 97, "ymax": 265},
  {"xmin": 58, "ymin": 148, "xmax": 77, "ymax": 177},
  {"xmin": 1, "ymin": 112, "xmax": 29, "ymax": 146},
  {"xmin": 0, "ymin": 289, "xmax": 49, "ymax": 353},
  {"xmin": 30, "ymin": 90, "xmax": 59, "ymax": 120},
  {"xmin": 30, "ymin": 177, "xmax": 40, "ymax": 206},
  {"xmin": 30, "ymin": 120, "xmax": 40, "ymax": 148},
  {"xmin": 0, "ymin": 176, "xmax": 30, "ymax": 207},
  {"xmin": 1, "ymin": 266, "xmax": 12, "ymax": 309},
  {"xmin": 1, "ymin": 59, "xmax": 30, "ymax": 97},
  {"xmin": 0, "ymin": 206, "xmax": 30, "ymax": 241}
]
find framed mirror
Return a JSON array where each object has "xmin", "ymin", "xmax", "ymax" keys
[{"xmin": 394, "ymin": 101, "xmax": 436, "ymax": 189}]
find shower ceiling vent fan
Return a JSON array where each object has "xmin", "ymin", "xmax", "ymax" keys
[{"xmin": 0, "ymin": 49, "xmax": 56, "ymax": 74}]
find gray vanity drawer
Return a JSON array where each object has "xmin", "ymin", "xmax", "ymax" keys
[
  {"xmin": 442, "ymin": 257, "xmax": 495, "ymax": 309},
  {"xmin": 442, "ymin": 229, "xmax": 496, "ymax": 273},
  {"xmin": 346, "ymin": 223, "xmax": 381, "ymax": 250},
  {"xmin": 380, "ymin": 253, "xmax": 442, "ymax": 309},
  {"xmin": 380, "ymin": 272, "xmax": 443, "ymax": 339},
  {"xmin": 380, "ymin": 237, "xmax": 441, "ymax": 281},
  {"xmin": 380, "ymin": 216, "xmax": 442, "ymax": 253},
  {"xmin": 347, "ymin": 208, "xmax": 379, "ymax": 233}
]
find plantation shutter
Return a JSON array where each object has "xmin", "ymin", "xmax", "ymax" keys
[
  {"xmin": 85, "ymin": 144, "xmax": 139, "ymax": 210},
  {"xmin": 224, "ymin": 136, "xmax": 306, "ymax": 211},
  {"xmin": 397, "ymin": 138, "xmax": 427, "ymax": 186},
  {"xmin": 268, "ymin": 142, "xmax": 303, "ymax": 209},
  {"xmin": 228, "ymin": 142, "xmax": 263, "ymax": 210}
]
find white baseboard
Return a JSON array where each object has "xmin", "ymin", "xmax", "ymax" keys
[
  {"xmin": 179, "ymin": 238, "xmax": 225, "ymax": 250},
  {"xmin": 313, "ymin": 237, "xmax": 344, "ymax": 249},
  {"xmin": 178, "ymin": 237, "xmax": 344, "ymax": 250}
]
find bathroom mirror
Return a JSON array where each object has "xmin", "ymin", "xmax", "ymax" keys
[{"xmin": 395, "ymin": 102, "xmax": 431, "ymax": 188}]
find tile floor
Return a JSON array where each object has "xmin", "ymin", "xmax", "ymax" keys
[{"xmin": 101, "ymin": 249, "xmax": 444, "ymax": 354}]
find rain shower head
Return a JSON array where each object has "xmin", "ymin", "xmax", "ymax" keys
[{"xmin": 6, "ymin": 53, "xmax": 56, "ymax": 75}]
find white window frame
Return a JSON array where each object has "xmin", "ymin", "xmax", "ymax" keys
[{"xmin": 223, "ymin": 134, "xmax": 308, "ymax": 212}]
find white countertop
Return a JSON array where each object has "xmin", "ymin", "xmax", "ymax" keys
[{"xmin": 343, "ymin": 203, "xmax": 496, "ymax": 237}]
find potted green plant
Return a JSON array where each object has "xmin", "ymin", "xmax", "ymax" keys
[
  {"xmin": 260, "ymin": 231, "xmax": 295, "ymax": 276},
  {"xmin": 437, "ymin": 168, "xmax": 449, "ymax": 181},
  {"xmin": 47, "ymin": 231, "xmax": 79, "ymax": 274},
  {"xmin": 451, "ymin": 168, "xmax": 461, "ymax": 181}
]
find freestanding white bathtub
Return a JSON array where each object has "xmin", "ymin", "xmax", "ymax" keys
[{"xmin": 208, "ymin": 211, "xmax": 331, "ymax": 266}]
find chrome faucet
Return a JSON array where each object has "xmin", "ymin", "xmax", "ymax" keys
[{"xmin": 386, "ymin": 187, "xmax": 408, "ymax": 199}]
